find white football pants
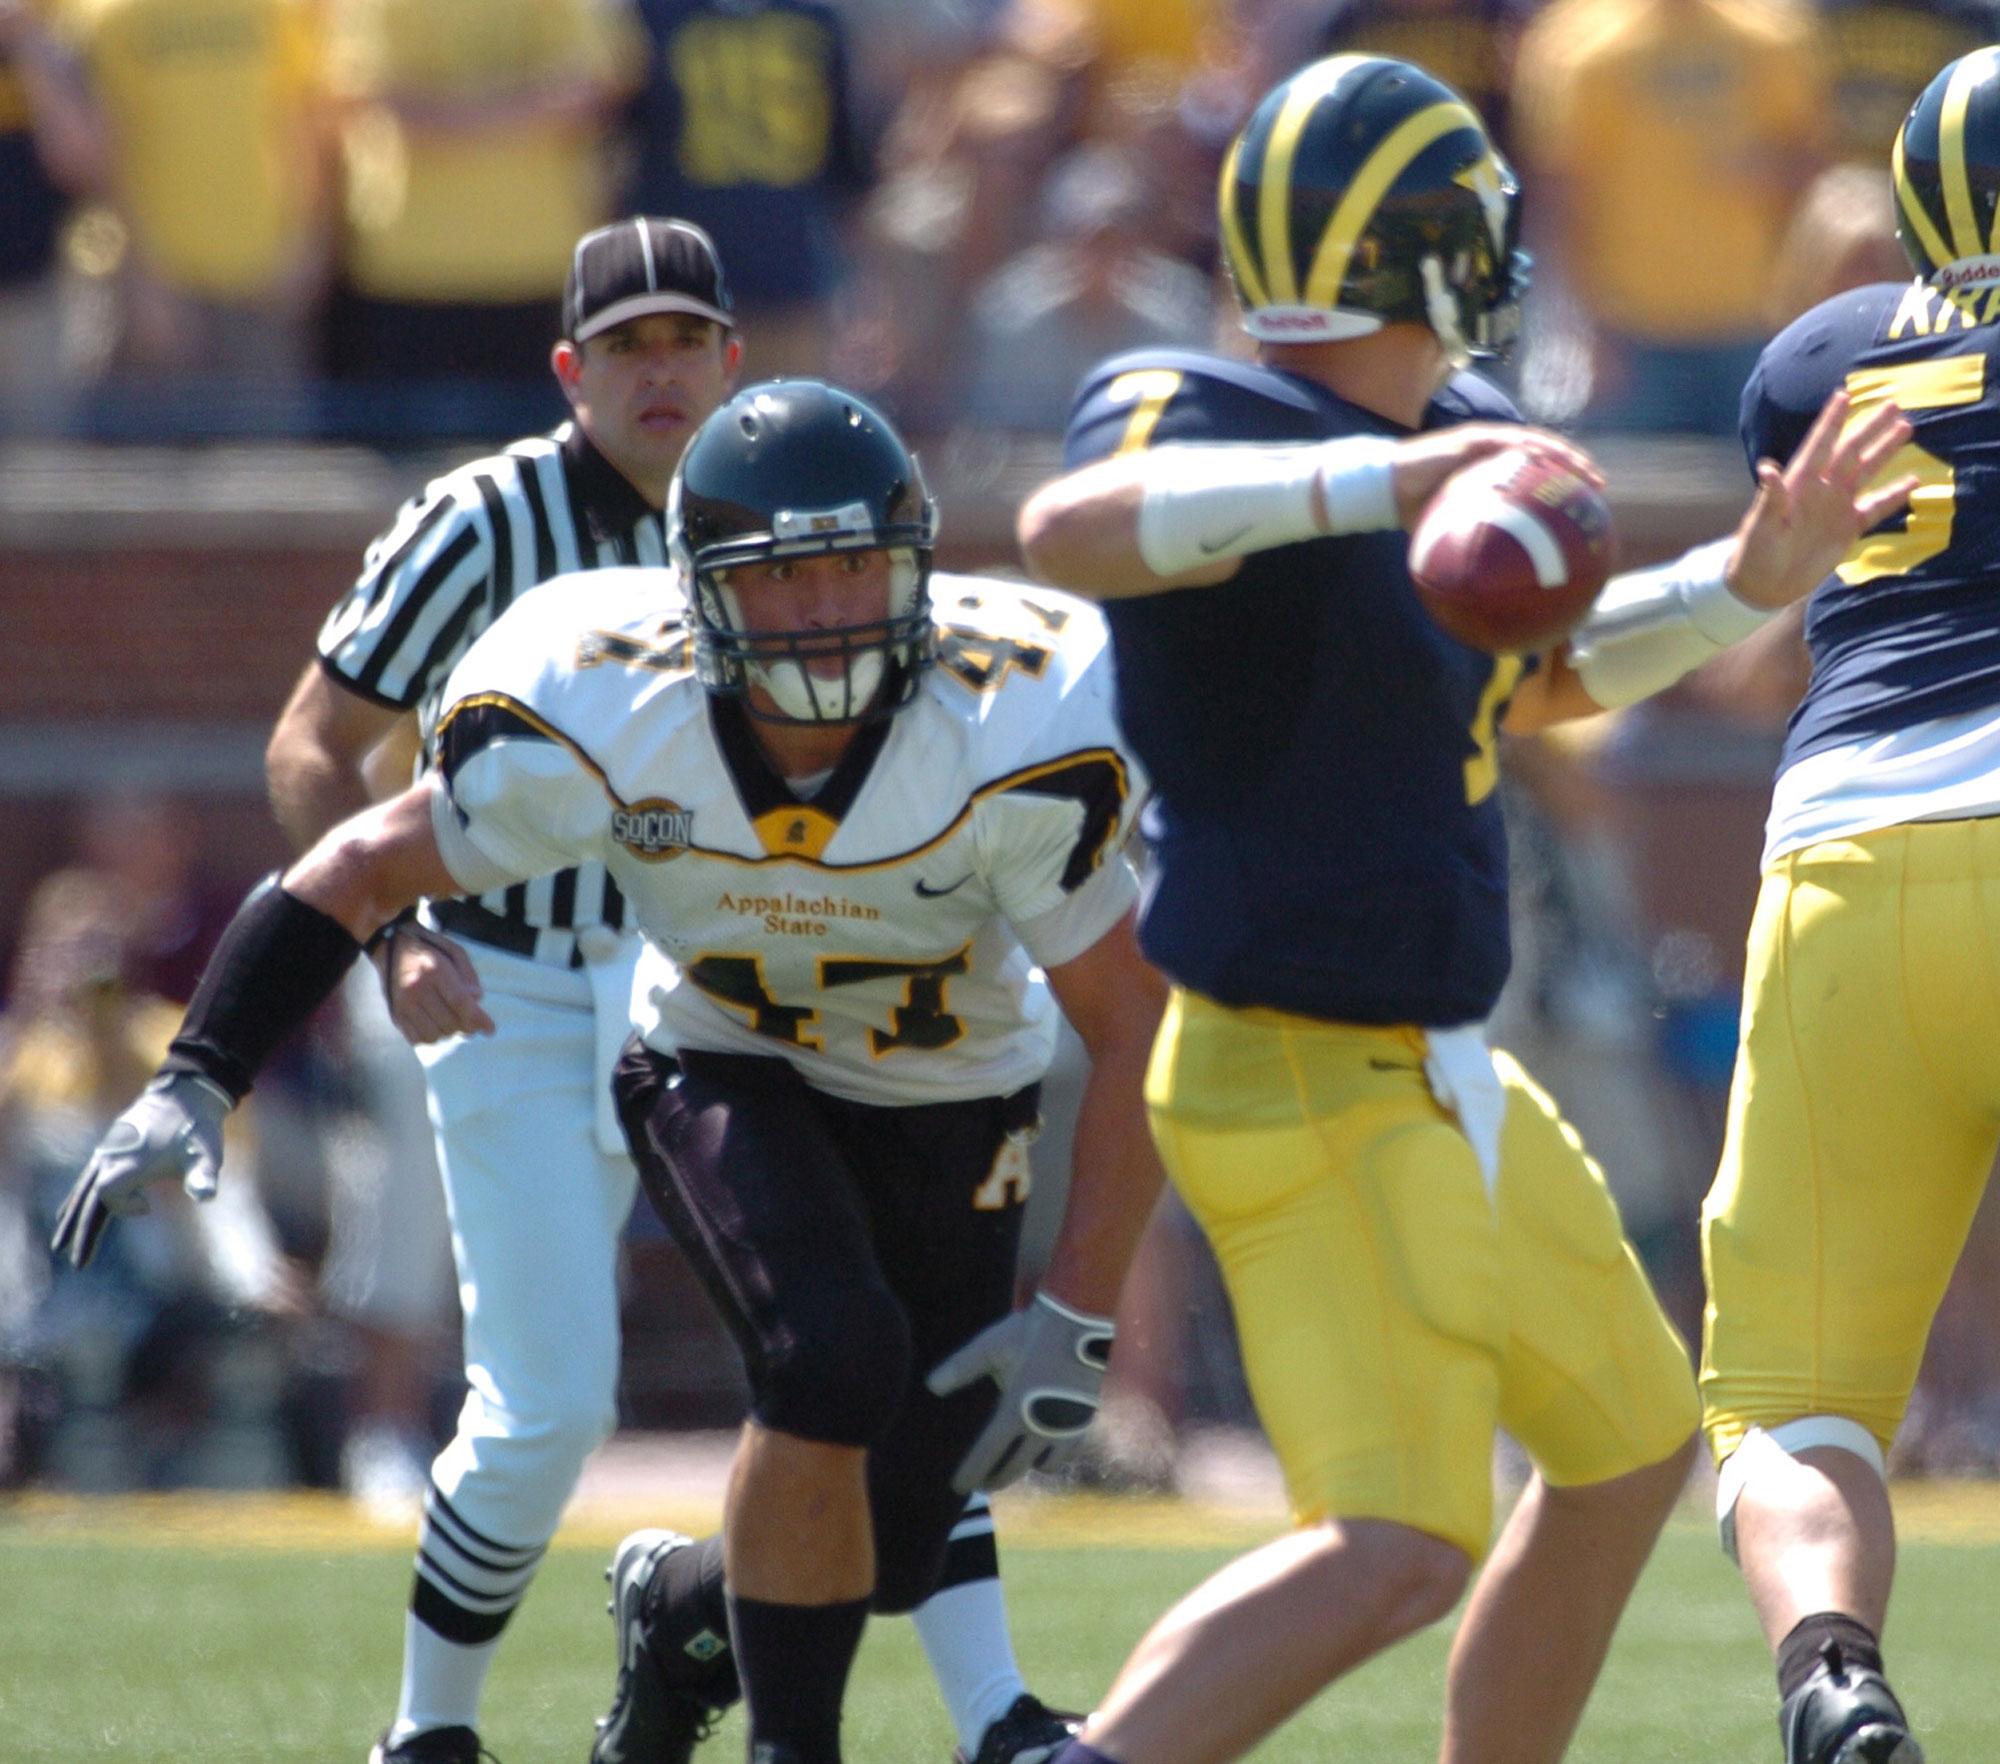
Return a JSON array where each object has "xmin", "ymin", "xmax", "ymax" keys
[{"xmin": 415, "ymin": 934, "xmax": 641, "ymax": 1549}]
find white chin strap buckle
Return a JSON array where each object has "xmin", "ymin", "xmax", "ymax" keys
[{"xmin": 1715, "ymin": 1418, "xmax": 1887, "ymax": 1562}]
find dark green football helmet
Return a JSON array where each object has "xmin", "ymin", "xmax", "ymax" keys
[
  {"xmin": 1218, "ymin": 55, "xmax": 1526, "ymax": 364},
  {"xmin": 667, "ymin": 380, "xmax": 937, "ymax": 724}
]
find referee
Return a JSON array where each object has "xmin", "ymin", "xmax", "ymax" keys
[
  {"xmin": 267, "ymin": 217, "xmax": 743, "ymax": 1764},
  {"xmin": 264, "ymin": 219, "xmax": 1067, "ymax": 1764}
]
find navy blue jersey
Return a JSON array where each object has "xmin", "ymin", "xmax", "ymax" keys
[
  {"xmin": 1744, "ymin": 280, "xmax": 2000, "ymax": 772},
  {"xmin": 1817, "ymin": 0, "xmax": 2000, "ymax": 160},
  {"xmin": 0, "ymin": 51, "xmax": 67, "ymax": 287},
  {"xmin": 622, "ymin": 0, "xmax": 871, "ymax": 306},
  {"xmin": 1063, "ymin": 347, "xmax": 1527, "ymax": 1027}
]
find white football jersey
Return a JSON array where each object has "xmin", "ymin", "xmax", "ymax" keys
[{"xmin": 428, "ymin": 568, "xmax": 1145, "ymax": 1105}]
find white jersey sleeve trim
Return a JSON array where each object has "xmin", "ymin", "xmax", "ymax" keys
[
  {"xmin": 1013, "ymin": 853, "xmax": 1141, "ymax": 970},
  {"xmin": 429, "ymin": 779, "xmax": 529, "ymax": 895}
]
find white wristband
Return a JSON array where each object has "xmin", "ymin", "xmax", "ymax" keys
[
  {"xmin": 1134, "ymin": 439, "xmax": 1399, "ymax": 578},
  {"xmin": 1568, "ymin": 538, "xmax": 1769, "ymax": 710}
]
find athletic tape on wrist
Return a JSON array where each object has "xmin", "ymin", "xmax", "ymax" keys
[
  {"xmin": 1570, "ymin": 538, "xmax": 1768, "ymax": 710},
  {"xmin": 160, "ymin": 873, "xmax": 366, "ymax": 1102},
  {"xmin": 1134, "ymin": 439, "xmax": 1398, "ymax": 578}
]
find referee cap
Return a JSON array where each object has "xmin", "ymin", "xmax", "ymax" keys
[{"xmin": 563, "ymin": 217, "xmax": 733, "ymax": 342}]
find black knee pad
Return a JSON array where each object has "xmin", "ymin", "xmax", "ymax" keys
[
  {"xmin": 755, "ymin": 1285, "xmax": 912, "ymax": 1448},
  {"xmin": 868, "ymin": 1478, "xmax": 968, "ymax": 1614}
]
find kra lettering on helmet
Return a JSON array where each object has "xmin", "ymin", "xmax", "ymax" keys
[
  {"xmin": 667, "ymin": 380, "xmax": 938, "ymax": 726},
  {"xmin": 1894, "ymin": 48, "xmax": 2000, "ymax": 288},
  {"xmin": 612, "ymin": 798, "xmax": 694, "ymax": 861},
  {"xmin": 1218, "ymin": 55, "xmax": 1527, "ymax": 367}
]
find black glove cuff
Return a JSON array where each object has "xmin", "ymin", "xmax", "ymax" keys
[{"xmin": 159, "ymin": 872, "xmax": 364, "ymax": 1103}]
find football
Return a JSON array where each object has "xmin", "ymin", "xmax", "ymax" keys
[{"xmin": 1407, "ymin": 449, "xmax": 1617, "ymax": 653}]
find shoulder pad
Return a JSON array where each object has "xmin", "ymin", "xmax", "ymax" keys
[
  {"xmin": 443, "ymin": 567, "xmax": 690, "ymax": 711},
  {"xmin": 922, "ymin": 574, "xmax": 1113, "ymax": 729},
  {"xmin": 1063, "ymin": 349, "xmax": 1353, "ymax": 467},
  {"xmin": 1429, "ymin": 369, "xmax": 1521, "ymax": 425},
  {"xmin": 1744, "ymin": 281, "xmax": 1913, "ymax": 474}
]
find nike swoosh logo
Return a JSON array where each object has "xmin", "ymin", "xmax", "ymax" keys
[
  {"xmin": 1198, "ymin": 522, "xmax": 1253, "ymax": 555},
  {"xmin": 914, "ymin": 874, "xmax": 973, "ymax": 898}
]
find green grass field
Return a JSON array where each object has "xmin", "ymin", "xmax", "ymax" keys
[{"xmin": 3, "ymin": 1492, "xmax": 1997, "ymax": 1762}]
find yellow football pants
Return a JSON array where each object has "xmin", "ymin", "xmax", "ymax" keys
[
  {"xmin": 1703, "ymin": 819, "xmax": 2000, "ymax": 1461},
  {"xmin": 1148, "ymin": 988, "xmax": 1697, "ymax": 1561}
]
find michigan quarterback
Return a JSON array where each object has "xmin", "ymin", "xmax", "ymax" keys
[
  {"xmin": 53, "ymin": 382, "xmax": 1166, "ymax": 1764},
  {"xmin": 1699, "ymin": 48, "xmax": 2000, "ymax": 1764},
  {"xmin": 1015, "ymin": 55, "xmax": 1914, "ymax": 1764}
]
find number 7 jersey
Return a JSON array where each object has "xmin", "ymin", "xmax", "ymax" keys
[
  {"xmin": 426, "ymin": 568, "xmax": 1144, "ymax": 1105},
  {"xmin": 1062, "ymin": 346, "xmax": 1532, "ymax": 1029}
]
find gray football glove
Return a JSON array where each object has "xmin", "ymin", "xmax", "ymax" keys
[
  {"xmin": 50, "ymin": 1072, "xmax": 232, "ymax": 1269},
  {"xmin": 927, "ymin": 1291, "xmax": 1115, "ymax": 1493}
]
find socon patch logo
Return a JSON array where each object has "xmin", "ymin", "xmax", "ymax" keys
[{"xmin": 612, "ymin": 799, "xmax": 694, "ymax": 861}]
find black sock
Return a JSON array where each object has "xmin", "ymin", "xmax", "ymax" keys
[
  {"xmin": 1777, "ymin": 1612, "xmax": 1885, "ymax": 1702},
  {"xmin": 644, "ymin": 1533, "xmax": 737, "ymax": 1698},
  {"xmin": 727, "ymin": 1593, "xmax": 871, "ymax": 1763}
]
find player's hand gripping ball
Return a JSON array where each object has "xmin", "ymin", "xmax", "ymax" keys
[{"xmin": 1408, "ymin": 450, "xmax": 1616, "ymax": 654}]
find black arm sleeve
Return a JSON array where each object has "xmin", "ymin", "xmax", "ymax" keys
[{"xmin": 158, "ymin": 873, "xmax": 366, "ymax": 1103}]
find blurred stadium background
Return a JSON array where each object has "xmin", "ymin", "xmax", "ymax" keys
[{"xmin": 4, "ymin": 0, "xmax": 2000, "ymax": 1753}]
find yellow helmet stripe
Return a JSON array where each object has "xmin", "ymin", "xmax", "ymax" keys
[
  {"xmin": 1940, "ymin": 48, "xmax": 2000, "ymax": 258},
  {"xmin": 1257, "ymin": 56, "xmax": 1374, "ymax": 306},
  {"xmin": 1217, "ymin": 132, "xmax": 1269, "ymax": 310},
  {"xmin": 1304, "ymin": 100, "xmax": 1488, "ymax": 310},
  {"xmin": 1893, "ymin": 120, "xmax": 1955, "ymax": 270}
]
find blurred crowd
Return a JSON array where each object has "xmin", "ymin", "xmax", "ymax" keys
[
  {"xmin": 0, "ymin": 0, "xmax": 1986, "ymax": 444},
  {"xmin": 9, "ymin": 0, "xmax": 2000, "ymax": 1499},
  {"xmin": 0, "ymin": 798, "xmax": 454, "ymax": 1497}
]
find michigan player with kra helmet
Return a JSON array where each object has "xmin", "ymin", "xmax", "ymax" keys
[
  {"xmin": 1699, "ymin": 47, "xmax": 2000, "ymax": 1764},
  {"xmin": 1016, "ymin": 54, "xmax": 1912, "ymax": 1764},
  {"xmin": 53, "ymin": 380, "xmax": 1165, "ymax": 1764}
]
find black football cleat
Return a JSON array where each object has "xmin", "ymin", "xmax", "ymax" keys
[
  {"xmin": 954, "ymin": 1693, "xmax": 1081, "ymax": 1764},
  {"xmin": 590, "ymin": 1529, "xmax": 740, "ymax": 1764},
  {"xmin": 370, "ymin": 1727, "xmax": 494, "ymax": 1764},
  {"xmin": 1780, "ymin": 1644, "xmax": 1924, "ymax": 1764}
]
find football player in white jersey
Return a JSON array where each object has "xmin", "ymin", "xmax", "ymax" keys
[{"xmin": 52, "ymin": 381, "xmax": 1170, "ymax": 1764}]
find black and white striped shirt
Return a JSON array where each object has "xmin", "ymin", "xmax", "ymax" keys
[{"xmin": 318, "ymin": 422, "xmax": 672, "ymax": 964}]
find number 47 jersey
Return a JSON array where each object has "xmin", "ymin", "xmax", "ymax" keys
[{"xmin": 427, "ymin": 568, "xmax": 1145, "ymax": 1106}]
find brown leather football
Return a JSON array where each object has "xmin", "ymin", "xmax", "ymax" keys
[{"xmin": 1408, "ymin": 450, "xmax": 1616, "ymax": 654}]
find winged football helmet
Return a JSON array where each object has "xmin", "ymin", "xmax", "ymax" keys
[
  {"xmin": 1894, "ymin": 48, "xmax": 2000, "ymax": 287},
  {"xmin": 1219, "ymin": 55, "xmax": 1526, "ymax": 365}
]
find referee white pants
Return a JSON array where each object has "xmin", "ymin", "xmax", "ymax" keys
[{"xmin": 415, "ymin": 937, "xmax": 640, "ymax": 1550}]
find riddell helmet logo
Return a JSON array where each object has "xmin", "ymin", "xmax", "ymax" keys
[
  {"xmin": 1252, "ymin": 310, "xmax": 1333, "ymax": 333},
  {"xmin": 612, "ymin": 799, "xmax": 693, "ymax": 861}
]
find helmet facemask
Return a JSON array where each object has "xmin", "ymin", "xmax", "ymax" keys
[
  {"xmin": 694, "ymin": 539, "xmax": 936, "ymax": 725},
  {"xmin": 666, "ymin": 380, "xmax": 940, "ymax": 727}
]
